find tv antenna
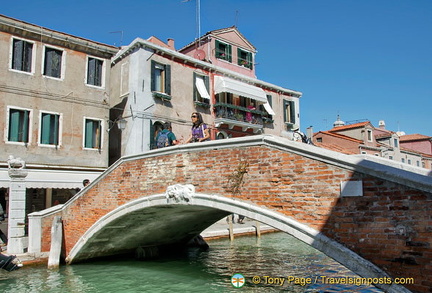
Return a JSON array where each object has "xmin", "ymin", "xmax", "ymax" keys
[
  {"xmin": 182, "ymin": 0, "xmax": 201, "ymax": 45},
  {"xmin": 110, "ymin": 31, "xmax": 124, "ymax": 47}
]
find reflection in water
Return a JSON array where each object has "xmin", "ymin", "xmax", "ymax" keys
[{"xmin": 0, "ymin": 232, "xmax": 383, "ymax": 292}]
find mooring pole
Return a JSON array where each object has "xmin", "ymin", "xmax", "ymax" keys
[
  {"xmin": 48, "ymin": 216, "xmax": 62, "ymax": 269},
  {"xmin": 255, "ymin": 221, "xmax": 261, "ymax": 238},
  {"xmin": 228, "ymin": 215, "xmax": 234, "ymax": 241}
]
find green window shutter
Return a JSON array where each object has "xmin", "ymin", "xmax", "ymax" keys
[
  {"xmin": 228, "ymin": 45, "xmax": 232, "ymax": 62},
  {"xmin": 247, "ymin": 52, "xmax": 253, "ymax": 69},
  {"xmin": 53, "ymin": 114, "xmax": 59, "ymax": 145},
  {"xmin": 215, "ymin": 40, "xmax": 221, "ymax": 58},
  {"xmin": 22, "ymin": 111, "xmax": 29, "ymax": 143},
  {"xmin": 85, "ymin": 119, "xmax": 94, "ymax": 148},
  {"xmin": 96, "ymin": 121, "xmax": 102, "ymax": 149},
  {"xmin": 204, "ymin": 75, "xmax": 209, "ymax": 90},
  {"xmin": 237, "ymin": 48, "xmax": 241, "ymax": 65},
  {"xmin": 150, "ymin": 120, "xmax": 155, "ymax": 149},
  {"xmin": 193, "ymin": 72, "xmax": 197, "ymax": 101},
  {"xmin": 266, "ymin": 95, "xmax": 272, "ymax": 107},
  {"xmin": 9, "ymin": 110, "xmax": 20, "ymax": 141},
  {"xmin": 165, "ymin": 64, "xmax": 171, "ymax": 95},
  {"xmin": 41, "ymin": 113, "xmax": 51, "ymax": 144},
  {"xmin": 151, "ymin": 60, "xmax": 156, "ymax": 91},
  {"xmin": 41, "ymin": 114, "xmax": 59, "ymax": 145}
]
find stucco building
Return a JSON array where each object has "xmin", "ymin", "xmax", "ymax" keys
[
  {"xmin": 109, "ymin": 26, "xmax": 302, "ymax": 160},
  {"xmin": 0, "ymin": 14, "xmax": 118, "ymax": 212}
]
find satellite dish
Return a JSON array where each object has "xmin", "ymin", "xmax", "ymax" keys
[{"xmin": 194, "ymin": 49, "xmax": 206, "ymax": 60}]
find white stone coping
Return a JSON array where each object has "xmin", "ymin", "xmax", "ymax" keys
[{"xmin": 101, "ymin": 134, "xmax": 432, "ymax": 194}]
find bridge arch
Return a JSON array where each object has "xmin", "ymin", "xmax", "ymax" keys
[{"xmin": 66, "ymin": 189, "xmax": 407, "ymax": 292}]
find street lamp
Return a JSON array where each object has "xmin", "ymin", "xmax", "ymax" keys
[{"xmin": 116, "ymin": 118, "xmax": 127, "ymax": 131}]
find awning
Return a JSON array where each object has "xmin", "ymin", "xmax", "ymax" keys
[
  {"xmin": 0, "ymin": 168, "xmax": 103, "ymax": 189},
  {"xmin": 195, "ymin": 76, "xmax": 210, "ymax": 99},
  {"xmin": 263, "ymin": 102, "xmax": 275, "ymax": 116},
  {"xmin": 214, "ymin": 76, "xmax": 267, "ymax": 103}
]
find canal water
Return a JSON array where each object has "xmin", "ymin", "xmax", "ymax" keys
[{"xmin": 0, "ymin": 232, "xmax": 383, "ymax": 292}]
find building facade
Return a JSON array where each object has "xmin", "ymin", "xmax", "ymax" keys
[
  {"xmin": 313, "ymin": 118, "xmax": 431, "ymax": 170},
  {"xmin": 109, "ymin": 27, "xmax": 302, "ymax": 160},
  {"xmin": 0, "ymin": 14, "xmax": 118, "ymax": 212}
]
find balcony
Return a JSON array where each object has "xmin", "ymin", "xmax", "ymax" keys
[{"xmin": 214, "ymin": 103, "xmax": 272, "ymax": 133}]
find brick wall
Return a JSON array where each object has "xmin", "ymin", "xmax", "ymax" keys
[{"xmin": 39, "ymin": 143, "xmax": 432, "ymax": 292}]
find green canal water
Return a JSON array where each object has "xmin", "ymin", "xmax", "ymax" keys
[{"xmin": 0, "ymin": 232, "xmax": 383, "ymax": 292}]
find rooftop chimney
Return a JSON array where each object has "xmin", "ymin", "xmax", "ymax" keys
[
  {"xmin": 378, "ymin": 120, "xmax": 385, "ymax": 129},
  {"xmin": 167, "ymin": 38, "xmax": 175, "ymax": 50}
]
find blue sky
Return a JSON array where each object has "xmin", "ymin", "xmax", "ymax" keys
[{"xmin": 3, "ymin": 0, "xmax": 432, "ymax": 136}]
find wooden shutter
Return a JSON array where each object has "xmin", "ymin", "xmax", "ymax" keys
[
  {"xmin": 41, "ymin": 113, "xmax": 51, "ymax": 144},
  {"xmin": 151, "ymin": 60, "xmax": 156, "ymax": 91},
  {"xmin": 85, "ymin": 119, "xmax": 94, "ymax": 148},
  {"xmin": 22, "ymin": 110, "xmax": 29, "ymax": 143},
  {"xmin": 9, "ymin": 110, "xmax": 20, "ymax": 141},
  {"xmin": 227, "ymin": 45, "xmax": 232, "ymax": 62},
  {"xmin": 165, "ymin": 64, "xmax": 171, "ymax": 95}
]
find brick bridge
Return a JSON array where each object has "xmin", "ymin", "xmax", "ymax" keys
[{"xmin": 28, "ymin": 135, "xmax": 432, "ymax": 293}]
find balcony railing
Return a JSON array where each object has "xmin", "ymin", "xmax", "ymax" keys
[
  {"xmin": 214, "ymin": 102, "xmax": 263, "ymax": 123},
  {"xmin": 213, "ymin": 103, "xmax": 273, "ymax": 133}
]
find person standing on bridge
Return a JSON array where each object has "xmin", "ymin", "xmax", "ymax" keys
[
  {"xmin": 156, "ymin": 122, "xmax": 179, "ymax": 148},
  {"xmin": 186, "ymin": 112, "xmax": 210, "ymax": 143}
]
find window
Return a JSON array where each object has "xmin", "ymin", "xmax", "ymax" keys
[
  {"xmin": 239, "ymin": 96, "xmax": 248, "ymax": 107},
  {"xmin": 402, "ymin": 158, "xmax": 405, "ymax": 163},
  {"xmin": 8, "ymin": 108, "xmax": 30, "ymax": 143},
  {"xmin": 11, "ymin": 38, "xmax": 33, "ymax": 73},
  {"xmin": 216, "ymin": 92, "xmax": 233, "ymax": 104},
  {"xmin": 40, "ymin": 112, "xmax": 60, "ymax": 145},
  {"xmin": 237, "ymin": 48, "xmax": 253, "ymax": 69},
  {"xmin": 84, "ymin": 118, "xmax": 102, "ymax": 149},
  {"xmin": 215, "ymin": 40, "xmax": 232, "ymax": 62},
  {"xmin": 87, "ymin": 57, "xmax": 104, "ymax": 87},
  {"xmin": 193, "ymin": 73, "xmax": 210, "ymax": 104},
  {"xmin": 43, "ymin": 47, "xmax": 63, "ymax": 78},
  {"xmin": 393, "ymin": 138, "xmax": 399, "ymax": 148},
  {"xmin": 151, "ymin": 60, "xmax": 171, "ymax": 95},
  {"xmin": 367, "ymin": 130, "xmax": 373, "ymax": 142},
  {"xmin": 283, "ymin": 100, "xmax": 296, "ymax": 124}
]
